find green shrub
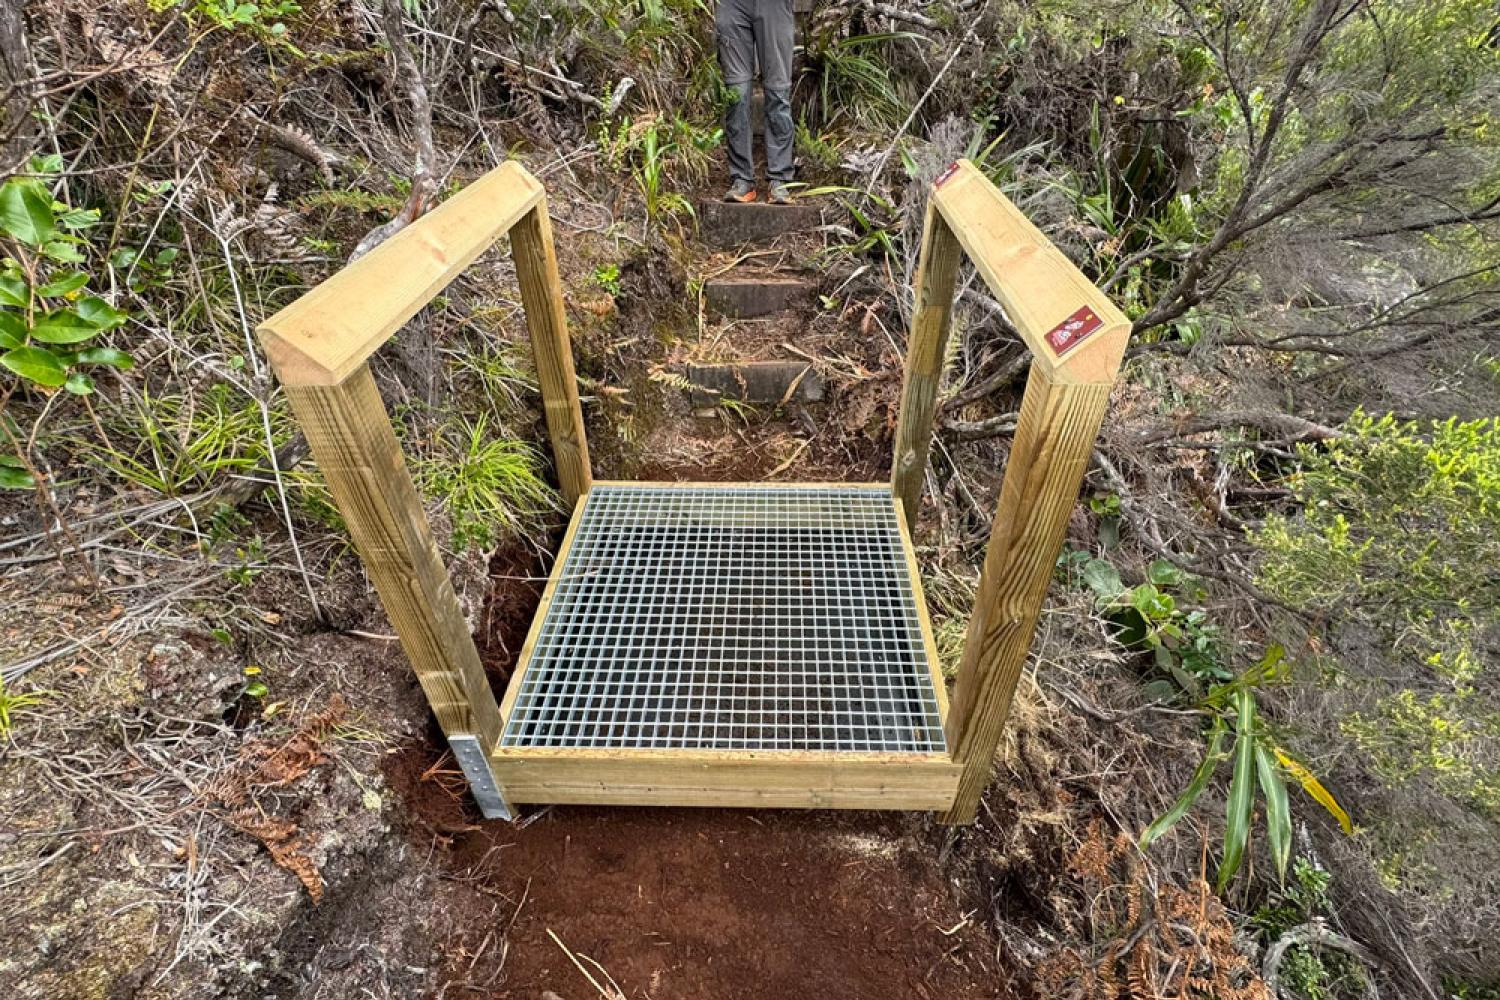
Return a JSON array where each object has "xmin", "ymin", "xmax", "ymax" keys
[{"xmin": 1256, "ymin": 412, "xmax": 1500, "ymax": 815}]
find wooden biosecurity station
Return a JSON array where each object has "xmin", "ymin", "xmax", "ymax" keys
[{"xmin": 258, "ymin": 159, "xmax": 1127, "ymax": 825}]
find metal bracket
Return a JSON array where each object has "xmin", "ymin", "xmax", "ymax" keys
[{"xmin": 447, "ymin": 734, "xmax": 513, "ymax": 821}]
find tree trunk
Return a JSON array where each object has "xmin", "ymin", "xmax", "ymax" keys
[{"xmin": 0, "ymin": 2, "xmax": 33, "ymax": 170}]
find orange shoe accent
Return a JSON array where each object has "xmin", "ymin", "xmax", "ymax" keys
[{"xmin": 728, "ymin": 189, "xmax": 757, "ymax": 203}]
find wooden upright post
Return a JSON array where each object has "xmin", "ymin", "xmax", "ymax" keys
[
  {"xmin": 511, "ymin": 200, "xmax": 592, "ymax": 506},
  {"xmin": 940, "ymin": 364, "xmax": 1112, "ymax": 822},
  {"xmin": 891, "ymin": 200, "xmax": 963, "ymax": 527},
  {"xmin": 284, "ymin": 367, "xmax": 511, "ymax": 817}
]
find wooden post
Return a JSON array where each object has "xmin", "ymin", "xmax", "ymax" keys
[
  {"xmin": 511, "ymin": 200, "xmax": 592, "ymax": 506},
  {"xmin": 891, "ymin": 200, "xmax": 963, "ymax": 527},
  {"xmin": 940, "ymin": 364, "xmax": 1112, "ymax": 823},
  {"xmin": 284, "ymin": 366, "xmax": 510, "ymax": 817}
]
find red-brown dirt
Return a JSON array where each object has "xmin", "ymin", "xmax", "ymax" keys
[{"xmin": 385, "ymin": 744, "xmax": 1012, "ymax": 1000}]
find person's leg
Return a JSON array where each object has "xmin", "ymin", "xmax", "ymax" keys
[
  {"xmin": 754, "ymin": 0, "xmax": 796, "ymax": 187},
  {"xmin": 716, "ymin": 0, "xmax": 757, "ymax": 194}
]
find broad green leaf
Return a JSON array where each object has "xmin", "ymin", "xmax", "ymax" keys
[
  {"xmin": 1131, "ymin": 583, "xmax": 1175, "ymax": 618},
  {"xmin": 30, "ymin": 310, "xmax": 97, "ymax": 344},
  {"xmin": 1274, "ymin": 747, "xmax": 1352, "ymax": 834},
  {"xmin": 64, "ymin": 371, "xmax": 94, "ymax": 395},
  {"xmin": 1217, "ymin": 689, "xmax": 1257, "ymax": 891},
  {"xmin": 1, "ymin": 346, "xmax": 67, "ymax": 387},
  {"xmin": 75, "ymin": 295, "xmax": 127, "ymax": 330},
  {"xmin": 38, "ymin": 271, "xmax": 88, "ymax": 297},
  {"xmin": 1147, "ymin": 559, "xmax": 1185, "ymax": 586},
  {"xmin": 56, "ymin": 206, "xmax": 101, "ymax": 230},
  {"xmin": 0, "ymin": 311, "xmax": 24, "ymax": 348},
  {"xmin": 0, "ymin": 274, "xmax": 26, "ymax": 307},
  {"xmin": 0, "ymin": 180, "xmax": 56, "ymax": 246},
  {"xmin": 76, "ymin": 346, "xmax": 134, "ymax": 370},
  {"xmin": 0, "ymin": 458, "xmax": 34, "ymax": 489},
  {"xmin": 1141, "ymin": 717, "xmax": 1227, "ymax": 848},
  {"xmin": 1256, "ymin": 743, "xmax": 1292, "ymax": 882},
  {"xmin": 42, "ymin": 240, "xmax": 84, "ymax": 264},
  {"xmin": 1081, "ymin": 558, "xmax": 1123, "ymax": 598}
]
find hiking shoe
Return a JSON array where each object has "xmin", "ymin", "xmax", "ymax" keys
[
  {"xmin": 723, "ymin": 179, "xmax": 757, "ymax": 203},
  {"xmin": 767, "ymin": 183, "xmax": 794, "ymax": 205}
]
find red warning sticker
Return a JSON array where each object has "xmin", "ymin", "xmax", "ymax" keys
[
  {"xmin": 933, "ymin": 162, "xmax": 961, "ymax": 188},
  {"xmin": 1044, "ymin": 305, "xmax": 1103, "ymax": 355}
]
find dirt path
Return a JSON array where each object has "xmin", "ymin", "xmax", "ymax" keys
[{"xmin": 389, "ymin": 749, "xmax": 1009, "ymax": 1000}]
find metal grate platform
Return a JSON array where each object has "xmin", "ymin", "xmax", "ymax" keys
[{"xmin": 500, "ymin": 484, "xmax": 946, "ymax": 754}]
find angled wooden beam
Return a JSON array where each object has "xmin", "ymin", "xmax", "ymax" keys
[
  {"xmin": 929, "ymin": 159, "xmax": 1128, "ymax": 385},
  {"xmin": 890, "ymin": 200, "xmax": 963, "ymax": 527},
  {"xmin": 258, "ymin": 161, "xmax": 544, "ymax": 387}
]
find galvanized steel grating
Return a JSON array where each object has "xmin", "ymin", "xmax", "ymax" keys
[{"xmin": 501, "ymin": 484, "xmax": 946, "ymax": 753}]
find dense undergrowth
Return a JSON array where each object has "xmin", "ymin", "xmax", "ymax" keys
[{"xmin": 1, "ymin": 0, "xmax": 1497, "ymax": 997}]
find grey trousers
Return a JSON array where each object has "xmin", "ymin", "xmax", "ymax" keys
[{"xmin": 715, "ymin": 0, "xmax": 794, "ymax": 184}]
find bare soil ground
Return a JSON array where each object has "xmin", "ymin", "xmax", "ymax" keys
[{"xmin": 386, "ymin": 742, "xmax": 1010, "ymax": 1000}]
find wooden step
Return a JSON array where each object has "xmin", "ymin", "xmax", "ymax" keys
[
  {"xmin": 687, "ymin": 361, "xmax": 824, "ymax": 407},
  {"xmin": 697, "ymin": 200, "xmax": 824, "ymax": 249},
  {"xmin": 704, "ymin": 276, "xmax": 814, "ymax": 318}
]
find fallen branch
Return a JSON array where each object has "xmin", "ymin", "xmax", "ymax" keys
[{"xmin": 1130, "ymin": 411, "xmax": 1343, "ymax": 447}]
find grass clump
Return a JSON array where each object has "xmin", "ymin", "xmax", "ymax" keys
[{"xmin": 415, "ymin": 415, "xmax": 558, "ymax": 551}]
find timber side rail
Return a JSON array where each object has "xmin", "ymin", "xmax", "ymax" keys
[
  {"xmin": 258, "ymin": 157, "xmax": 1127, "ymax": 824},
  {"xmin": 257, "ymin": 161, "xmax": 589, "ymax": 818},
  {"xmin": 891, "ymin": 160, "xmax": 1130, "ymax": 822}
]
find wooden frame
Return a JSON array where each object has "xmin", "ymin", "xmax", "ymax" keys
[
  {"xmin": 891, "ymin": 160, "xmax": 1130, "ymax": 822},
  {"xmin": 262, "ymin": 159, "xmax": 1125, "ymax": 823},
  {"xmin": 258, "ymin": 161, "xmax": 591, "ymax": 818}
]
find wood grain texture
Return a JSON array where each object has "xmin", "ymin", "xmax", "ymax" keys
[
  {"xmin": 284, "ymin": 366, "xmax": 502, "ymax": 752},
  {"xmin": 259, "ymin": 161, "xmax": 543, "ymax": 386},
  {"xmin": 891, "ymin": 200, "xmax": 963, "ymax": 527},
  {"xmin": 491, "ymin": 748, "xmax": 960, "ymax": 810},
  {"xmin": 511, "ymin": 201, "xmax": 592, "ymax": 505},
  {"xmin": 941, "ymin": 362, "xmax": 1113, "ymax": 823},
  {"xmin": 894, "ymin": 494, "xmax": 952, "ymax": 729},
  {"xmin": 931, "ymin": 159, "xmax": 1130, "ymax": 384}
]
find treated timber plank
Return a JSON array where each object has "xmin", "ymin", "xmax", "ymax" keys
[
  {"xmin": 890, "ymin": 200, "xmax": 963, "ymax": 527},
  {"xmin": 703, "ymin": 276, "xmax": 813, "ymax": 318},
  {"xmin": 686, "ymin": 361, "xmax": 824, "ymax": 406},
  {"xmin": 491, "ymin": 749, "xmax": 960, "ymax": 810},
  {"xmin": 894, "ymin": 495, "xmax": 952, "ymax": 730},
  {"xmin": 941, "ymin": 363, "xmax": 1113, "ymax": 823},
  {"xmin": 697, "ymin": 200, "xmax": 824, "ymax": 248},
  {"xmin": 284, "ymin": 366, "xmax": 502, "ymax": 751},
  {"xmin": 930, "ymin": 159, "xmax": 1129, "ymax": 384},
  {"xmin": 259, "ymin": 161, "xmax": 544, "ymax": 387},
  {"xmin": 512, "ymin": 201, "xmax": 592, "ymax": 505}
]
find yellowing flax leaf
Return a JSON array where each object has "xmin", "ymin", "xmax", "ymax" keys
[{"xmin": 1274, "ymin": 747, "xmax": 1352, "ymax": 834}]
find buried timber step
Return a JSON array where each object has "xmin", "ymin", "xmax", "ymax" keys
[
  {"xmin": 697, "ymin": 200, "xmax": 824, "ymax": 249},
  {"xmin": 686, "ymin": 361, "xmax": 824, "ymax": 408},
  {"xmin": 704, "ymin": 276, "xmax": 815, "ymax": 318}
]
